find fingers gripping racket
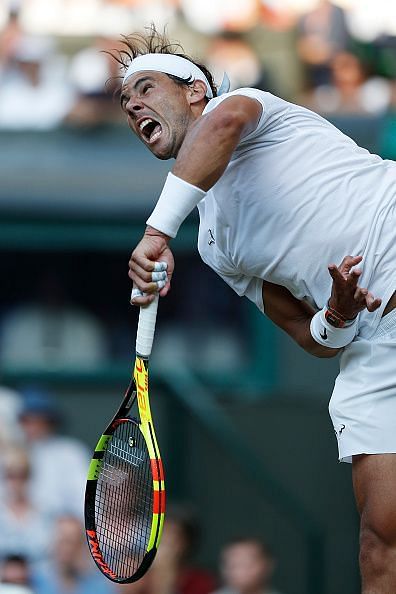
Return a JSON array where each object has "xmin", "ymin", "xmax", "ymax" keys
[{"xmin": 84, "ymin": 296, "xmax": 165, "ymax": 583}]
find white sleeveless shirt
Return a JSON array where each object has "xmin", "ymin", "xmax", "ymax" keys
[{"xmin": 197, "ymin": 89, "xmax": 396, "ymax": 339}]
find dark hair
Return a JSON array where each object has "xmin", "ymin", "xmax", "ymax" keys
[
  {"xmin": 165, "ymin": 503, "xmax": 202, "ymax": 560},
  {"xmin": 1, "ymin": 554, "xmax": 29, "ymax": 565},
  {"xmin": 111, "ymin": 24, "xmax": 217, "ymax": 99},
  {"xmin": 224, "ymin": 537, "xmax": 273, "ymax": 559}
]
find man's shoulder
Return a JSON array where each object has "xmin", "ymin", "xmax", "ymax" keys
[{"xmin": 203, "ymin": 87, "xmax": 271, "ymax": 114}]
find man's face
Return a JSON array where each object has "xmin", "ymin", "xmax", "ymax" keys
[
  {"xmin": 54, "ymin": 517, "xmax": 85, "ymax": 568},
  {"xmin": 221, "ymin": 542, "xmax": 273, "ymax": 593},
  {"xmin": 120, "ymin": 71, "xmax": 194, "ymax": 160},
  {"xmin": 1, "ymin": 559, "xmax": 30, "ymax": 585}
]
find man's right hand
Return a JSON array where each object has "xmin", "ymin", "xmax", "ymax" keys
[{"xmin": 128, "ymin": 226, "xmax": 174, "ymax": 305}]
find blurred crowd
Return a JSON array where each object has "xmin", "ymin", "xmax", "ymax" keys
[
  {"xmin": 0, "ymin": 0, "xmax": 396, "ymax": 130},
  {"xmin": 0, "ymin": 9, "xmax": 122, "ymax": 129},
  {"xmin": 0, "ymin": 386, "xmax": 283, "ymax": 594},
  {"xmin": 0, "ymin": 254, "xmax": 248, "ymax": 375}
]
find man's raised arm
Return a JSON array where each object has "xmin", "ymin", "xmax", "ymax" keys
[
  {"xmin": 129, "ymin": 95, "xmax": 262, "ymax": 305},
  {"xmin": 173, "ymin": 95, "xmax": 262, "ymax": 189}
]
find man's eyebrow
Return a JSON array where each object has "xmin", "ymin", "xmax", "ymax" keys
[
  {"xmin": 132, "ymin": 75, "xmax": 155, "ymax": 90},
  {"xmin": 121, "ymin": 75, "xmax": 155, "ymax": 94},
  {"xmin": 120, "ymin": 76, "xmax": 155, "ymax": 106}
]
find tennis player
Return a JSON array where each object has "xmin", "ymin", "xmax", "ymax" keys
[{"xmin": 120, "ymin": 27, "xmax": 396, "ymax": 593}]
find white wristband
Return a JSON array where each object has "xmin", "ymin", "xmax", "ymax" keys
[
  {"xmin": 146, "ymin": 172, "xmax": 206, "ymax": 238},
  {"xmin": 310, "ymin": 308, "xmax": 358, "ymax": 348}
]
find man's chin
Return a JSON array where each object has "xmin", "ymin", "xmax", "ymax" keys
[{"xmin": 149, "ymin": 144, "xmax": 174, "ymax": 160}]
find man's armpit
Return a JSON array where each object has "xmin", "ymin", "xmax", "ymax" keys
[{"xmin": 262, "ymin": 280, "xmax": 315, "ymax": 328}]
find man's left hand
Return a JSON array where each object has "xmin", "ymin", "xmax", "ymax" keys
[{"xmin": 327, "ymin": 255, "xmax": 382, "ymax": 320}]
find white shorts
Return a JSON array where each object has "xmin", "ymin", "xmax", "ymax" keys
[{"xmin": 329, "ymin": 306, "xmax": 396, "ymax": 463}]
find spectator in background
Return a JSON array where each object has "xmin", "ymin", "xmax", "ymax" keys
[
  {"xmin": 18, "ymin": 387, "xmax": 90, "ymax": 517},
  {"xmin": 33, "ymin": 515, "xmax": 113, "ymax": 594},
  {"xmin": 0, "ymin": 386, "xmax": 22, "ymax": 451},
  {"xmin": 0, "ymin": 554, "xmax": 33, "ymax": 593},
  {"xmin": 0, "ymin": 4, "xmax": 23, "ymax": 71},
  {"xmin": 205, "ymin": 34, "xmax": 273, "ymax": 94},
  {"xmin": 0, "ymin": 33, "xmax": 75, "ymax": 129},
  {"xmin": 141, "ymin": 505, "xmax": 216, "ymax": 594},
  {"xmin": 113, "ymin": 579, "xmax": 148, "ymax": 594},
  {"xmin": 67, "ymin": 36, "xmax": 123, "ymax": 126},
  {"xmin": 302, "ymin": 51, "xmax": 392, "ymax": 115},
  {"xmin": 211, "ymin": 538, "xmax": 282, "ymax": 594},
  {"xmin": 297, "ymin": 0, "xmax": 349, "ymax": 88},
  {"xmin": 0, "ymin": 446, "xmax": 52, "ymax": 568},
  {"xmin": 0, "ymin": 387, "xmax": 23, "ymax": 542},
  {"xmin": 0, "ymin": 273, "xmax": 107, "ymax": 370}
]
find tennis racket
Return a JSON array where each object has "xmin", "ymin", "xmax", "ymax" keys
[{"xmin": 84, "ymin": 295, "xmax": 165, "ymax": 583}]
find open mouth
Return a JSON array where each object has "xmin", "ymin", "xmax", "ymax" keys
[{"xmin": 139, "ymin": 118, "xmax": 162, "ymax": 144}]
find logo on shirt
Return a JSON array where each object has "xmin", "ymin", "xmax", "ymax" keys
[
  {"xmin": 334, "ymin": 424, "xmax": 346, "ymax": 438},
  {"xmin": 320, "ymin": 327, "xmax": 328, "ymax": 340},
  {"xmin": 208, "ymin": 229, "xmax": 215, "ymax": 245}
]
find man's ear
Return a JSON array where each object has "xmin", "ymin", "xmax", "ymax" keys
[{"xmin": 187, "ymin": 79, "xmax": 208, "ymax": 105}]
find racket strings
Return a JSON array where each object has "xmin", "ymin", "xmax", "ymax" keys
[{"xmin": 94, "ymin": 420, "xmax": 153, "ymax": 579}]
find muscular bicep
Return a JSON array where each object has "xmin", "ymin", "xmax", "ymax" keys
[
  {"xmin": 262, "ymin": 280, "xmax": 340, "ymax": 358},
  {"xmin": 202, "ymin": 95, "xmax": 263, "ymax": 139},
  {"xmin": 173, "ymin": 95, "xmax": 262, "ymax": 191},
  {"xmin": 262, "ymin": 280, "xmax": 315, "ymax": 334}
]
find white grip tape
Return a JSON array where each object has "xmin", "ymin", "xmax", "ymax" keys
[
  {"xmin": 310, "ymin": 307, "xmax": 358, "ymax": 349},
  {"xmin": 136, "ymin": 294, "xmax": 159, "ymax": 357},
  {"xmin": 146, "ymin": 172, "xmax": 206, "ymax": 238}
]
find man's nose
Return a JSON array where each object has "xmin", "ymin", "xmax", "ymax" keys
[{"xmin": 126, "ymin": 96, "xmax": 144, "ymax": 114}]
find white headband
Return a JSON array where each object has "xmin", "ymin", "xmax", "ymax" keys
[{"xmin": 123, "ymin": 53, "xmax": 229, "ymax": 98}]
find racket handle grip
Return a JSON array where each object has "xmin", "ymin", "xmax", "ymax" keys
[{"xmin": 136, "ymin": 294, "xmax": 159, "ymax": 357}]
